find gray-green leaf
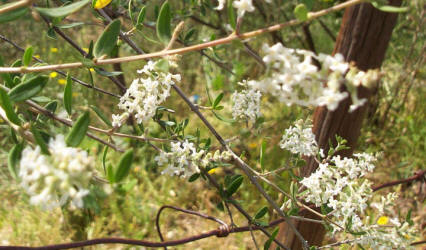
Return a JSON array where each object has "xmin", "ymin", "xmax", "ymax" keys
[
  {"xmin": 64, "ymin": 73, "xmax": 72, "ymax": 115},
  {"xmin": 94, "ymin": 19, "xmax": 121, "ymax": 58},
  {"xmin": 66, "ymin": 111, "xmax": 90, "ymax": 147},
  {"xmin": 35, "ymin": 0, "xmax": 90, "ymax": 18},
  {"xmin": 114, "ymin": 149, "xmax": 134, "ymax": 183},
  {"xmin": 156, "ymin": 1, "xmax": 171, "ymax": 44},
  {"xmin": 8, "ymin": 143, "xmax": 23, "ymax": 180},
  {"xmin": 8, "ymin": 75, "xmax": 48, "ymax": 102},
  {"xmin": 0, "ymin": 88, "xmax": 21, "ymax": 125}
]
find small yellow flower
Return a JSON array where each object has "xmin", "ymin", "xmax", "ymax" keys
[
  {"xmin": 58, "ymin": 79, "xmax": 66, "ymax": 85},
  {"xmin": 248, "ymin": 142, "xmax": 257, "ymax": 149},
  {"xmin": 377, "ymin": 216, "xmax": 389, "ymax": 225},
  {"xmin": 49, "ymin": 72, "xmax": 58, "ymax": 78},
  {"xmin": 208, "ymin": 168, "xmax": 217, "ymax": 174},
  {"xmin": 50, "ymin": 48, "xmax": 58, "ymax": 53},
  {"xmin": 34, "ymin": 54, "xmax": 40, "ymax": 59},
  {"xmin": 72, "ymin": 92, "xmax": 79, "ymax": 97},
  {"xmin": 89, "ymin": 68, "xmax": 95, "ymax": 72},
  {"xmin": 133, "ymin": 166, "xmax": 141, "ymax": 172},
  {"xmin": 82, "ymin": 48, "xmax": 89, "ymax": 53},
  {"xmin": 93, "ymin": 0, "xmax": 112, "ymax": 9}
]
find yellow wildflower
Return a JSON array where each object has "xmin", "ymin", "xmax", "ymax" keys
[
  {"xmin": 72, "ymin": 92, "xmax": 79, "ymax": 97},
  {"xmin": 93, "ymin": 0, "xmax": 112, "ymax": 9},
  {"xmin": 50, "ymin": 48, "xmax": 58, "ymax": 53},
  {"xmin": 89, "ymin": 68, "xmax": 95, "ymax": 72},
  {"xmin": 248, "ymin": 142, "xmax": 257, "ymax": 149},
  {"xmin": 208, "ymin": 168, "xmax": 217, "ymax": 174},
  {"xmin": 34, "ymin": 54, "xmax": 40, "ymax": 59},
  {"xmin": 82, "ymin": 48, "xmax": 89, "ymax": 53},
  {"xmin": 58, "ymin": 79, "xmax": 66, "ymax": 85},
  {"xmin": 377, "ymin": 216, "xmax": 389, "ymax": 225},
  {"xmin": 49, "ymin": 72, "xmax": 58, "ymax": 78}
]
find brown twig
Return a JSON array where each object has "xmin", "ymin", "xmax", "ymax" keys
[{"xmin": 372, "ymin": 170, "xmax": 426, "ymax": 192}]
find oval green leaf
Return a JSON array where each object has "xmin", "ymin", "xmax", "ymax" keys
[
  {"xmin": 66, "ymin": 111, "xmax": 90, "ymax": 147},
  {"xmin": 8, "ymin": 75, "xmax": 48, "ymax": 102},
  {"xmin": 35, "ymin": 0, "xmax": 90, "ymax": 18},
  {"xmin": 114, "ymin": 149, "xmax": 134, "ymax": 183},
  {"xmin": 0, "ymin": 88, "xmax": 21, "ymax": 125},
  {"xmin": 22, "ymin": 46, "xmax": 33, "ymax": 66},
  {"xmin": 156, "ymin": 1, "xmax": 171, "ymax": 44},
  {"xmin": 94, "ymin": 19, "xmax": 121, "ymax": 58},
  {"xmin": 8, "ymin": 143, "xmax": 23, "ymax": 180},
  {"xmin": 254, "ymin": 206, "xmax": 268, "ymax": 220},
  {"xmin": 136, "ymin": 6, "xmax": 146, "ymax": 27},
  {"xmin": 37, "ymin": 100, "xmax": 58, "ymax": 121},
  {"xmin": 30, "ymin": 124, "xmax": 50, "ymax": 155},
  {"xmin": 225, "ymin": 175, "xmax": 243, "ymax": 197},
  {"xmin": 294, "ymin": 4, "xmax": 309, "ymax": 22},
  {"xmin": 90, "ymin": 105, "xmax": 112, "ymax": 127},
  {"xmin": 64, "ymin": 73, "xmax": 72, "ymax": 115}
]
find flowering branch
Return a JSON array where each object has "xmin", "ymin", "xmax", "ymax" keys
[{"xmin": 0, "ymin": 0, "xmax": 365, "ymax": 74}]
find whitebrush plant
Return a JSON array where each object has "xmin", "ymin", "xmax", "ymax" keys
[{"xmin": 0, "ymin": 0, "xmax": 422, "ymax": 249}]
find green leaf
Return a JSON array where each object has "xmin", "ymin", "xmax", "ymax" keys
[
  {"xmin": 371, "ymin": 2, "xmax": 409, "ymax": 13},
  {"xmin": 264, "ymin": 227, "xmax": 279, "ymax": 250},
  {"xmin": 294, "ymin": 4, "xmax": 309, "ymax": 21},
  {"xmin": 94, "ymin": 19, "xmax": 121, "ymax": 58},
  {"xmin": 136, "ymin": 6, "xmax": 146, "ymax": 28},
  {"xmin": 90, "ymin": 105, "xmax": 112, "ymax": 127},
  {"xmin": 64, "ymin": 73, "xmax": 72, "ymax": 115},
  {"xmin": 114, "ymin": 149, "xmax": 134, "ymax": 183},
  {"xmin": 37, "ymin": 100, "xmax": 58, "ymax": 121},
  {"xmin": 254, "ymin": 206, "xmax": 268, "ymax": 219},
  {"xmin": 188, "ymin": 173, "xmax": 200, "ymax": 182},
  {"xmin": 22, "ymin": 46, "xmax": 33, "ymax": 66},
  {"xmin": 8, "ymin": 143, "xmax": 23, "ymax": 180},
  {"xmin": 56, "ymin": 22, "xmax": 85, "ymax": 29},
  {"xmin": 260, "ymin": 140, "xmax": 266, "ymax": 171},
  {"xmin": 227, "ymin": 0, "xmax": 236, "ymax": 29},
  {"xmin": 30, "ymin": 125, "xmax": 50, "ymax": 155},
  {"xmin": 66, "ymin": 111, "xmax": 90, "ymax": 147},
  {"xmin": 8, "ymin": 75, "xmax": 49, "ymax": 102},
  {"xmin": 0, "ymin": 4, "xmax": 28, "ymax": 24},
  {"xmin": 93, "ymin": 68, "xmax": 123, "ymax": 77},
  {"xmin": 0, "ymin": 88, "xmax": 21, "ymax": 125},
  {"xmin": 106, "ymin": 163, "xmax": 115, "ymax": 183},
  {"xmin": 35, "ymin": 0, "xmax": 91, "ymax": 18},
  {"xmin": 101, "ymin": 146, "xmax": 109, "ymax": 173},
  {"xmin": 226, "ymin": 175, "xmax": 243, "ymax": 197},
  {"xmin": 156, "ymin": 1, "xmax": 171, "ymax": 44},
  {"xmin": 128, "ymin": 0, "xmax": 134, "ymax": 21},
  {"xmin": 212, "ymin": 93, "xmax": 224, "ymax": 108}
]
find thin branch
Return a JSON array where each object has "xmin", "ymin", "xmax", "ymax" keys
[
  {"xmin": 0, "ymin": 34, "xmax": 120, "ymax": 98},
  {"xmin": 0, "ymin": 0, "xmax": 366, "ymax": 74},
  {"xmin": 0, "ymin": 0, "xmax": 32, "ymax": 15},
  {"xmin": 0, "ymin": 216, "xmax": 293, "ymax": 249},
  {"xmin": 372, "ymin": 170, "xmax": 425, "ymax": 192},
  {"xmin": 156, "ymin": 205, "xmax": 229, "ymax": 250}
]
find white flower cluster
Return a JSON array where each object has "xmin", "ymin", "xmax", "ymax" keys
[
  {"xmin": 155, "ymin": 140, "xmax": 232, "ymax": 178},
  {"xmin": 19, "ymin": 135, "xmax": 94, "ymax": 210},
  {"xmin": 247, "ymin": 43, "xmax": 379, "ymax": 111},
  {"xmin": 231, "ymin": 83, "xmax": 262, "ymax": 123},
  {"xmin": 112, "ymin": 61, "xmax": 181, "ymax": 127},
  {"xmin": 216, "ymin": 0, "xmax": 271, "ymax": 17},
  {"xmin": 279, "ymin": 120, "xmax": 318, "ymax": 156},
  {"xmin": 300, "ymin": 153, "xmax": 377, "ymax": 232}
]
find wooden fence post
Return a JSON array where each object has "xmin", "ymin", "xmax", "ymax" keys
[{"xmin": 276, "ymin": 1, "xmax": 402, "ymax": 249}]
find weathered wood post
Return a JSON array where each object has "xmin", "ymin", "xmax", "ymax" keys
[{"xmin": 276, "ymin": 1, "xmax": 402, "ymax": 248}]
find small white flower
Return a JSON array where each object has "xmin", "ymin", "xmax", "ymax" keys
[
  {"xmin": 232, "ymin": 84, "xmax": 262, "ymax": 123},
  {"xmin": 279, "ymin": 120, "xmax": 318, "ymax": 156},
  {"xmin": 113, "ymin": 61, "xmax": 181, "ymax": 127},
  {"xmin": 233, "ymin": 0, "xmax": 255, "ymax": 17},
  {"xmin": 19, "ymin": 135, "xmax": 94, "ymax": 210},
  {"xmin": 215, "ymin": 0, "xmax": 226, "ymax": 10}
]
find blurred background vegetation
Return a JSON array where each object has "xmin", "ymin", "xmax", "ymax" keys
[{"xmin": 0, "ymin": 0, "xmax": 424, "ymax": 248}]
